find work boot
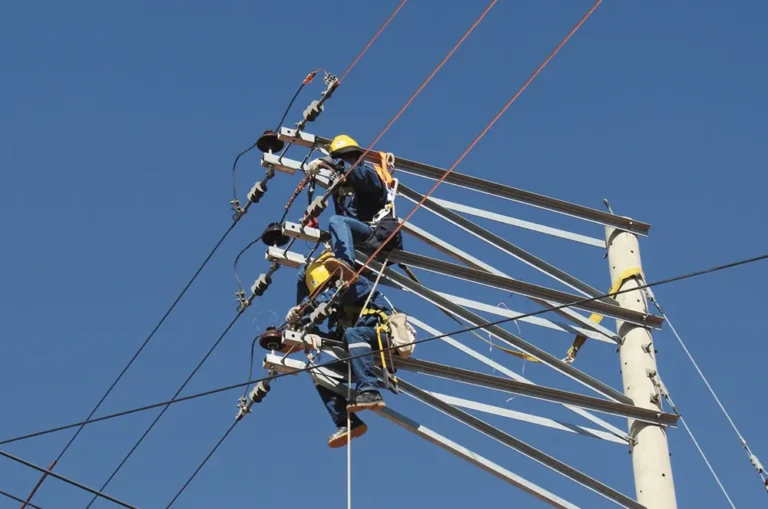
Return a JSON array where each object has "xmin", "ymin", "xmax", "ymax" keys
[
  {"xmin": 323, "ymin": 257, "xmax": 358, "ymax": 285},
  {"xmin": 346, "ymin": 391, "xmax": 385, "ymax": 413},
  {"xmin": 328, "ymin": 421, "xmax": 368, "ymax": 448}
]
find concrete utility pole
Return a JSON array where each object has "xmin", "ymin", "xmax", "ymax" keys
[{"xmin": 606, "ymin": 225, "xmax": 677, "ymax": 509}]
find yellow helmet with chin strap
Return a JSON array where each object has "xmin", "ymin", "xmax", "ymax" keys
[
  {"xmin": 329, "ymin": 134, "xmax": 363, "ymax": 159},
  {"xmin": 305, "ymin": 250, "xmax": 335, "ymax": 293}
]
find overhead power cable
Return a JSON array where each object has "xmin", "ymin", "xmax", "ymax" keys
[
  {"xmin": 82, "ymin": 312, "xmax": 244, "ymax": 508},
  {"xmin": 164, "ymin": 421, "xmax": 239, "ymax": 508},
  {"xmin": 0, "ymin": 451, "xmax": 137, "ymax": 509},
  {"xmin": 0, "ymin": 489, "xmax": 43, "ymax": 509},
  {"xmin": 352, "ymin": 0, "xmax": 604, "ymax": 280},
  {"xmin": 313, "ymin": 0, "xmax": 497, "ymax": 213},
  {"xmin": 23, "ymin": 219, "xmax": 240, "ymax": 506},
  {"xmin": 4, "ymin": 251, "xmax": 766, "ymax": 449}
]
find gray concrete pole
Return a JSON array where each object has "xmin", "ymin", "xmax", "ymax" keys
[{"xmin": 606, "ymin": 226, "xmax": 677, "ymax": 508}]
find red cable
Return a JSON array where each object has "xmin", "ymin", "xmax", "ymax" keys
[
  {"xmin": 353, "ymin": 0, "xmax": 604, "ymax": 279},
  {"xmin": 339, "ymin": 0, "xmax": 408, "ymax": 83},
  {"xmin": 336, "ymin": 0, "xmax": 498, "ymax": 187}
]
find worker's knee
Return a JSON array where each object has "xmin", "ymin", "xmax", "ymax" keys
[
  {"xmin": 345, "ymin": 326, "xmax": 374, "ymax": 349},
  {"xmin": 328, "ymin": 215, "xmax": 346, "ymax": 232}
]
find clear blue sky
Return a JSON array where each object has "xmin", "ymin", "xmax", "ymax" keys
[{"xmin": 2, "ymin": 1, "xmax": 767, "ymax": 507}]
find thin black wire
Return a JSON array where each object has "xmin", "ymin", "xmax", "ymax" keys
[
  {"xmin": 0, "ymin": 451, "xmax": 137, "ymax": 509},
  {"xmin": 231, "ymin": 142, "xmax": 259, "ymax": 201},
  {"xmin": 243, "ymin": 336, "xmax": 259, "ymax": 399},
  {"xmin": 5, "ymin": 250, "xmax": 766, "ymax": 449},
  {"xmin": 164, "ymin": 421, "xmax": 239, "ymax": 508},
  {"xmin": 82, "ymin": 311, "xmax": 245, "ymax": 508},
  {"xmin": 274, "ymin": 82, "xmax": 306, "ymax": 133},
  {"xmin": 30, "ymin": 218, "xmax": 241, "ymax": 504},
  {"xmin": 0, "ymin": 489, "xmax": 44, "ymax": 509},
  {"xmin": 233, "ymin": 238, "xmax": 261, "ymax": 294}
]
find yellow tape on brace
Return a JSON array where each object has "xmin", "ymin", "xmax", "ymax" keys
[{"xmin": 565, "ymin": 268, "xmax": 644, "ymax": 363}]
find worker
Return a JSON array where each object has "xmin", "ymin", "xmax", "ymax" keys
[
  {"xmin": 288, "ymin": 250, "xmax": 393, "ymax": 448},
  {"xmin": 304, "ymin": 134, "xmax": 393, "ymax": 284}
]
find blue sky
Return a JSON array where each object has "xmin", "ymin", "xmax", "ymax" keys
[{"xmin": 2, "ymin": 1, "xmax": 767, "ymax": 508}]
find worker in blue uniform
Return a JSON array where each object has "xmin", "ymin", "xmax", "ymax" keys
[
  {"xmin": 287, "ymin": 250, "xmax": 392, "ymax": 448},
  {"xmin": 304, "ymin": 134, "xmax": 390, "ymax": 284}
]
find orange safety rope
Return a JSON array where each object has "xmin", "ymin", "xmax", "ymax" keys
[
  {"xmin": 340, "ymin": 0, "xmax": 408, "ymax": 83},
  {"xmin": 334, "ymin": 0, "xmax": 498, "ymax": 187},
  {"xmin": 351, "ymin": 0, "xmax": 604, "ymax": 281}
]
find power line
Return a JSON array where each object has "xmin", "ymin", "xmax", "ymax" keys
[
  {"xmin": 4, "ymin": 251, "xmax": 766, "ymax": 450},
  {"xmin": 24, "ymin": 219, "xmax": 240, "ymax": 505},
  {"xmin": 82, "ymin": 312, "xmax": 244, "ymax": 508},
  {"xmin": 352, "ymin": 0, "xmax": 603, "ymax": 280},
  {"xmin": 0, "ymin": 451, "xmax": 137, "ymax": 509},
  {"xmin": 164, "ymin": 421, "xmax": 239, "ymax": 508},
  {"xmin": 0, "ymin": 489, "xmax": 43, "ymax": 509},
  {"xmin": 339, "ymin": 0, "xmax": 407, "ymax": 83}
]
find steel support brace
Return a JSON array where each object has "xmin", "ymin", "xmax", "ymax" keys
[
  {"xmin": 407, "ymin": 316, "xmax": 628, "ymax": 438},
  {"xmin": 398, "ymin": 183, "xmax": 613, "ymax": 301},
  {"xmin": 398, "ymin": 379, "xmax": 646, "ymax": 509},
  {"xmin": 277, "ymin": 128, "xmax": 651, "ymax": 235},
  {"xmin": 427, "ymin": 392, "xmax": 627, "ymax": 444},
  {"xmin": 384, "ymin": 248, "xmax": 663, "ymax": 329},
  {"xmin": 402, "ymin": 221, "xmax": 622, "ymax": 342},
  {"xmin": 394, "ymin": 357, "xmax": 677, "ymax": 426},
  {"xmin": 359, "ymin": 253, "xmax": 631, "ymax": 403},
  {"xmin": 310, "ymin": 366, "xmax": 582, "ymax": 509},
  {"xmin": 429, "ymin": 197, "xmax": 606, "ymax": 248},
  {"xmin": 432, "ymin": 291, "xmax": 613, "ymax": 343}
]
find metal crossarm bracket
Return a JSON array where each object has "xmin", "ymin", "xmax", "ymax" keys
[
  {"xmin": 262, "ymin": 153, "xmax": 300, "ymax": 175},
  {"xmin": 283, "ymin": 221, "xmax": 324, "ymax": 243},
  {"xmin": 407, "ymin": 316, "xmax": 628, "ymax": 439},
  {"xmin": 394, "ymin": 357, "xmax": 678, "ymax": 426},
  {"xmin": 358, "ymin": 253, "xmax": 631, "ymax": 403},
  {"xmin": 384, "ymin": 248, "xmax": 663, "ymax": 329},
  {"xmin": 265, "ymin": 246, "xmax": 307, "ymax": 268},
  {"xmin": 398, "ymin": 378, "xmax": 647, "ymax": 509},
  {"xmin": 429, "ymin": 197, "xmax": 606, "ymax": 248},
  {"xmin": 427, "ymin": 391, "xmax": 628, "ymax": 445},
  {"xmin": 310, "ymin": 365, "xmax": 582, "ymax": 509},
  {"xmin": 263, "ymin": 354, "xmax": 306, "ymax": 374},
  {"xmin": 398, "ymin": 183, "xmax": 613, "ymax": 300},
  {"xmin": 277, "ymin": 127, "xmax": 651, "ymax": 235},
  {"xmin": 401, "ymin": 221, "xmax": 621, "ymax": 342}
]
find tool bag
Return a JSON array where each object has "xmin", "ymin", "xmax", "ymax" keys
[{"xmin": 387, "ymin": 312, "xmax": 416, "ymax": 359}]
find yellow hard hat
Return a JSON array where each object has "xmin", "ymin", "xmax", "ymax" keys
[
  {"xmin": 305, "ymin": 251, "xmax": 335, "ymax": 293},
  {"xmin": 329, "ymin": 134, "xmax": 363, "ymax": 159}
]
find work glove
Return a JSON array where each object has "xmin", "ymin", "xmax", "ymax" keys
[
  {"xmin": 285, "ymin": 305, "xmax": 303, "ymax": 324},
  {"xmin": 304, "ymin": 333, "xmax": 323, "ymax": 350},
  {"xmin": 305, "ymin": 158, "xmax": 332, "ymax": 179}
]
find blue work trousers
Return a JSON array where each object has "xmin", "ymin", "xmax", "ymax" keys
[
  {"xmin": 328, "ymin": 215, "xmax": 373, "ymax": 265},
  {"xmin": 314, "ymin": 324, "xmax": 386, "ymax": 426}
]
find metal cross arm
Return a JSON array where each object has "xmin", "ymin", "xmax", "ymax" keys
[
  {"xmin": 394, "ymin": 357, "xmax": 678, "ymax": 427},
  {"xmin": 397, "ymin": 379, "xmax": 647, "ymax": 509},
  {"xmin": 277, "ymin": 127, "xmax": 651, "ymax": 235},
  {"xmin": 382, "ymin": 247, "xmax": 664, "ymax": 329}
]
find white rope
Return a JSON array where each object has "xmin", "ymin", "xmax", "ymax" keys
[
  {"xmin": 664, "ymin": 392, "xmax": 737, "ymax": 509},
  {"xmin": 649, "ymin": 291, "xmax": 768, "ymax": 493},
  {"xmin": 347, "ymin": 359, "xmax": 352, "ymax": 509}
]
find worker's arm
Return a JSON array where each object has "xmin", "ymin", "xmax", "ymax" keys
[
  {"xmin": 296, "ymin": 265, "xmax": 310, "ymax": 305},
  {"xmin": 345, "ymin": 162, "xmax": 383, "ymax": 194}
]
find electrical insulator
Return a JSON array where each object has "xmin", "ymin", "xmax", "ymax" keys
[
  {"xmin": 251, "ymin": 273, "xmax": 272, "ymax": 297},
  {"xmin": 250, "ymin": 380, "xmax": 271, "ymax": 404},
  {"xmin": 303, "ymin": 100, "xmax": 324, "ymax": 123},
  {"xmin": 248, "ymin": 181, "xmax": 267, "ymax": 203},
  {"xmin": 303, "ymin": 196, "xmax": 327, "ymax": 223},
  {"xmin": 309, "ymin": 302, "xmax": 332, "ymax": 325}
]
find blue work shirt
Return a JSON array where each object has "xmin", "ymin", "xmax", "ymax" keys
[{"xmin": 333, "ymin": 161, "xmax": 386, "ymax": 222}]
